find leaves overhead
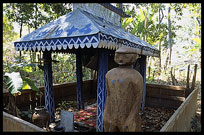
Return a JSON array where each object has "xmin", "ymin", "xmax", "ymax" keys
[{"xmin": 4, "ymin": 3, "xmax": 72, "ymax": 30}]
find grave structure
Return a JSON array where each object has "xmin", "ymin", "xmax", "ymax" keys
[{"xmin": 13, "ymin": 3, "xmax": 159, "ymax": 132}]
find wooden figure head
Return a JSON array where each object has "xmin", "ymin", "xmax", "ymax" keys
[{"xmin": 114, "ymin": 46, "xmax": 139, "ymax": 66}]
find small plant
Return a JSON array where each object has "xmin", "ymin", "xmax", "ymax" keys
[
  {"xmin": 57, "ymin": 100, "xmax": 78, "ymax": 111},
  {"xmin": 3, "ymin": 63, "xmax": 42, "ymax": 117}
]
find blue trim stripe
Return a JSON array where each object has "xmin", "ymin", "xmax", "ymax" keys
[
  {"xmin": 14, "ymin": 34, "xmax": 99, "ymax": 51},
  {"xmin": 14, "ymin": 32, "xmax": 159, "ymax": 56}
]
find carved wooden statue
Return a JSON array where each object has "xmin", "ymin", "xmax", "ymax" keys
[{"xmin": 104, "ymin": 46, "xmax": 143, "ymax": 132}]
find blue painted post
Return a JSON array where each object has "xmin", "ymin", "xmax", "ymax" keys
[
  {"xmin": 140, "ymin": 55, "xmax": 147, "ymax": 111},
  {"xmin": 103, "ymin": 51, "xmax": 109, "ymax": 106},
  {"xmin": 76, "ymin": 50, "xmax": 84, "ymax": 110},
  {"xmin": 96, "ymin": 50, "xmax": 109, "ymax": 132},
  {"xmin": 43, "ymin": 51, "xmax": 55, "ymax": 122}
]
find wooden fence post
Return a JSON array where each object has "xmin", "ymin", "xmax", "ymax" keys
[
  {"xmin": 148, "ymin": 66, "xmax": 151, "ymax": 78},
  {"xmin": 191, "ymin": 64, "xmax": 198, "ymax": 90},
  {"xmin": 186, "ymin": 65, "xmax": 190, "ymax": 89}
]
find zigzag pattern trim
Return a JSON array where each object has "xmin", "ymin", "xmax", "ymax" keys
[
  {"xmin": 14, "ymin": 33, "xmax": 160, "ymax": 57},
  {"xmin": 99, "ymin": 33, "xmax": 160, "ymax": 57},
  {"xmin": 14, "ymin": 34, "xmax": 99, "ymax": 51}
]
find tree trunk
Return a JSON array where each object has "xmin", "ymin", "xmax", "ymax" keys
[
  {"xmin": 143, "ymin": 9, "xmax": 148, "ymax": 42},
  {"xmin": 28, "ymin": 25, "xmax": 31, "ymax": 34},
  {"xmin": 19, "ymin": 22, "xmax": 23, "ymax": 63},
  {"xmin": 167, "ymin": 5, "xmax": 172, "ymax": 66},
  {"xmin": 163, "ymin": 49, "xmax": 168, "ymax": 74},
  {"xmin": 158, "ymin": 4, "xmax": 163, "ymax": 76},
  {"xmin": 158, "ymin": 41, "xmax": 162, "ymax": 76},
  {"xmin": 32, "ymin": 3, "xmax": 38, "ymax": 71},
  {"xmin": 28, "ymin": 26, "xmax": 33, "ymax": 64}
]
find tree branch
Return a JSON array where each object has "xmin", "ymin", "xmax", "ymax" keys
[{"xmin": 196, "ymin": 17, "xmax": 201, "ymax": 27}]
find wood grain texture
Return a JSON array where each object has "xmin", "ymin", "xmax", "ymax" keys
[
  {"xmin": 160, "ymin": 88, "xmax": 198, "ymax": 132},
  {"xmin": 104, "ymin": 67, "xmax": 143, "ymax": 132},
  {"xmin": 103, "ymin": 49, "xmax": 143, "ymax": 132}
]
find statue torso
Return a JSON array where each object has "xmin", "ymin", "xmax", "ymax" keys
[{"xmin": 105, "ymin": 67, "xmax": 143, "ymax": 123}]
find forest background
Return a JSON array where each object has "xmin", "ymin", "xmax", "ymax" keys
[
  {"xmin": 3, "ymin": 3, "xmax": 201, "ymax": 86},
  {"xmin": 3, "ymin": 3, "xmax": 201, "ymax": 131}
]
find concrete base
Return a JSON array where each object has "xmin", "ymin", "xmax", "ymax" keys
[
  {"xmin": 60, "ymin": 110, "xmax": 74, "ymax": 132},
  {"xmin": 3, "ymin": 111, "xmax": 46, "ymax": 132}
]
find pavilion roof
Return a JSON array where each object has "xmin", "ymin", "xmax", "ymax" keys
[{"xmin": 14, "ymin": 7, "xmax": 160, "ymax": 57}]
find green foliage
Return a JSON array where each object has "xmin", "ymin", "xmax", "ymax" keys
[
  {"xmin": 121, "ymin": 17, "xmax": 133, "ymax": 29},
  {"xmin": 22, "ymin": 80, "xmax": 30, "ymax": 90},
  {"xmin": 82, "ymin": 67, "xmax": 92, "ymax": 81},
  {"xmin": 185, "ymin": 3, "xmax": 201, "ymax": 57},
  {"xmin": 5, "ymin": 3, "xmax": 33, "ymax": 23},
  {"xmin": 57, "ymin": 100, "xmax": 77, "ymax": 111},
  {"xmin": 4, "ymin": 3, "xmax": 72, "ymax": 31},
  {"xmin": 121, "ymin": 3, "xmax": 201, "ymax": 84},
  {"xmin": 4, "ymin": 61, "xmax": 42, "ymax": 97},
  {"xmin": 3, "ymin": 3, "xmax": 77, "ymax": 87},
  {"xmin": 52, "ymin": 53, "xmax": 91, "ymax": 84},
  {"xmin": 3, "ymin": 6, "xmax": 19, "ymax": 69},
  {"xmin": 52, "ymin": 54, "xmax": 76, "ymax": 84},
  {"xmin": 3, "ymin": 3, "xmax": 201, "ymax": 90},
  {"xmin": 4, "ymin": 70, "xmax": 41, "ymax": 96},
  {"xmin": 122, "ymin": 3, "xmax": 170, "ymax": 47},
  {"xmin": 3, "ymin": 15, "xmax": 18, "ymax": 44},
  {"xmin": 22, "ymin": 77, "xmax": 42, "ymax": 96},
  {"xmin": 42, "ymin": 3, "xmax": 72, "ymax": 22},
  {"xmin": 4, "ymin": 72, "xmax": 23, "ymax": 96}
]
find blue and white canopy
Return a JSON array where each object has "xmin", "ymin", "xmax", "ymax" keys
[{"xmin": 14, "ymin": 5, "xmax": 160, "ymax": 57}]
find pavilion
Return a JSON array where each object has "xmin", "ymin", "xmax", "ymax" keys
[{"xmin": 14, "ymin": 3, "xmax": 160, "ymax": 132}]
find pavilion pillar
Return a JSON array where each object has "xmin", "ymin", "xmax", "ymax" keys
[
  {"xmin": 139, "ymin": 55, "xmax": 147, "ymax": 111},
  {"xmin": 96, "ymin": 50, "xmax": 109, "ymax": 132},
  {"xmin": 76, "ymin": 50, "xmax": 84, "ymax": 110},
  {"xmin": 43, "ymin": 51, "xmax": 55, "ymax": 122}
]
